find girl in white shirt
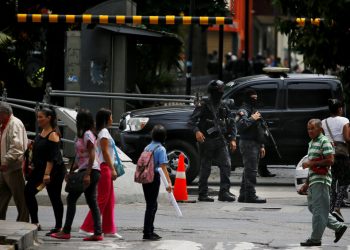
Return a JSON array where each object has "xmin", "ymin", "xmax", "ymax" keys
[{"xmin": 80, "ymin": 109, "xmax": 122, "ymax": 239}]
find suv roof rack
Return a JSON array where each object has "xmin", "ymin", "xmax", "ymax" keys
[{"xmin": 263, "ymin": 67, "xmax": 290, "ymax": 78}]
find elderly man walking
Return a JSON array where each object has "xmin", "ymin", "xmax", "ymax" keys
[
  {"xmin": 299, "ymin": 119, "xmax": 347, "ymax": 246},
  {"xmin": 0, "ymin": 102, "xmax": 29, "ymax": 222}
]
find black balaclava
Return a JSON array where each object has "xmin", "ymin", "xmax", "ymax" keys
[
  {"xmin": 244, "ymin": 88, "xmax": 258, "ymax": 108},
  {"xmin": 208, "ymin": 80, "xmax": 225, "ymax": 105}
]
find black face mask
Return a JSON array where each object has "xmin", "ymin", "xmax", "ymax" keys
[
  {"xmin": 249, "ymin": 97, "xmax": 258, "ymax": 107},
  {"xmin": 211, "ymin": 92, "xmax": 224, "ymax": 103}
]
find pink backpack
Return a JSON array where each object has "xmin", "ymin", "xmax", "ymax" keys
[{"xmin": 135, "ymin": 145, "xmax": 160, "ymax": 184}]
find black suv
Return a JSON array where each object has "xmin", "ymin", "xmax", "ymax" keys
[{"xmin": 118, "ymin": 72, "xmax": 344, "ymax": 183}]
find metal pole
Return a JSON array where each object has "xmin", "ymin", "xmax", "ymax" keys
[
  {"xmin": 218, "ymin": 25, "xmax": 224, "ymax": 80},
  {"xmin": 244, "ymin": 0, "xmax": 249, "ymax": 76},
  {"xmin": 51, "ymin": 90, "xmax": 195, "ymax": 99},
  {"xmin": 186, "ymin": 0, "xmax": 195, "ymax": 95},
  {"xmin": 49, "ymin": 92, "xmax": 194, "ymax": 103},
  {"xmin": 35, "ymin": 102, "xmax": 40, "ymax": 135}
]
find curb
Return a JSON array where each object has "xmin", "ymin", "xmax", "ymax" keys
[{"xmin": 0, "ymin": 221, "xmax": 37, "ymax": 250}]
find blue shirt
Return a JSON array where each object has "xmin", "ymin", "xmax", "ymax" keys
[{"xmin": 145, "ymin": 141, "xmax": 168, "ymax": 171}]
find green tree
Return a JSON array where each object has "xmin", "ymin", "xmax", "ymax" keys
[{"xmin": 273, "ymin": 0, "xmax": 350, "ymax": 87}]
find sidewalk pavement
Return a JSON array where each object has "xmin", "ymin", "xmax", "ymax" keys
[{"xmin": 1, "ymin": 165, "xmax": 296, "ymax": 249}]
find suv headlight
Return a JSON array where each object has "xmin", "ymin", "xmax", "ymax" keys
[{"xmin": 127, "ymin": 117, "xmax": 149, "ymax": 132}]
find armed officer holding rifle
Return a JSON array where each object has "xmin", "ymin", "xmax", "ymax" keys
[
  {"xmin": 189, "ymin": 80, "xmax": 237, "ymax": 202},
  {"xmin": 236, "ymin": 88, "xmax": 268, "ymax": 203}
]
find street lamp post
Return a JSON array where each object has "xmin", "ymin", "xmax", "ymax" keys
[
  {"xmin": 244, "ymin": 0, "xmax": 249, "ymax": 76},
  {"xmin": 218, "ymin": 25, "xmax": 224, "ymax": 80},
  {"xmin": 186, "ymin": 0, "xmax": 195, "ymax": 96}
]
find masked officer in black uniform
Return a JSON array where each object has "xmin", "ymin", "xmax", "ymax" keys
[
  {"xmin": 189, "ymin": 80, "xmax": 237, "ymax": 202},
  {"xmin": 236, "ymin": 88, "xmax": 267, "ymax": 203}
]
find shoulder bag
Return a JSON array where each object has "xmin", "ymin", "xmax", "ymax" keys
[
  {"xmin": 65, "ymin": 159, "xmax": 86, "ymax": 193},
  {"xmin": 112, "ymin": 142, "xmax": 125, "ymax": 177}
]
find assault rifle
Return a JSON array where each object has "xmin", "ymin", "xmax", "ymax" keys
[{"xmin": 260, "ymin": 117, "xmax": 282, "ymax": 159}]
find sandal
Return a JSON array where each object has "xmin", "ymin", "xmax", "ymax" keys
[{"xmin": 83, "ymin": 235, "xmax": 103, "ymax": 241}]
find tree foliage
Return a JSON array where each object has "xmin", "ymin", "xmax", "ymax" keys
[{"xmin": 273, "ymin": 0, "xmax": 350, "ymax": 84}]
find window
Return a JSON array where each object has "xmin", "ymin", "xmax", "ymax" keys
[
  {"xmin": 288, "ymin": 82, "xmax": 332, "ymax": 109},
  {"xmin": 230, "ymin": 82, "xmax": 278, "ymax": 109}
]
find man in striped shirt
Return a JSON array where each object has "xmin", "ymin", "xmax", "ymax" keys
[{"xmin": 299, "ymin": 119, "xmax": 347, "ymax": 247}]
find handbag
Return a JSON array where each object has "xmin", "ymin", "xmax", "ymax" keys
[
  {"xmin": 112, "ymin": 142, "xmax": 125, "ymax": 177},
  {"xmin": 325, "ymin": 119, "xmax": 349, "ymax": 157},
  {"xmin": 65, "ymin": 160, "xmax": 86, "ymax": 193}
]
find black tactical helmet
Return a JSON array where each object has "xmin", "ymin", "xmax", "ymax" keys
[{"xmin": 207, "ymin": 80, "xmax": 225, "ymax": 94}]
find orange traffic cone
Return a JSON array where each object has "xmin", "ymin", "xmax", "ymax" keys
[{"xmin": 173, "ymin": 153, "xmax": 196, "ymax": 203}]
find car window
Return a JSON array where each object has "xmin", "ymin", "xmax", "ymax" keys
[
  {"xmin": 287, "ymin": 82, "xmax": 332, "ymax": 109},
  {"xmin": 230, "ymin": 82, "xmax": 278, "ymax": 109}
]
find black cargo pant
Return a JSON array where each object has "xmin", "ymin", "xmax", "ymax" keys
[
  {"xmin": 198, "ymin": 137, "xmax": 231, "ymax": 196},
  {"xmin": 239, "ymin": 139, "xmax": 260, "ymax": 199},
  {"xmin": 63, "ymin": 169, "xmax": 101, "ymax": 235}
]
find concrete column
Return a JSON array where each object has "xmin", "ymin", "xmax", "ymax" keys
[{"xmin": 111, "ymin": 35, "xmax": 127, "ymax": 121}]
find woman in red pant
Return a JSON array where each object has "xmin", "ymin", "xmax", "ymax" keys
[{"xmin": 79, "ymin": 108, "xmax": 122, "ymax": 239}]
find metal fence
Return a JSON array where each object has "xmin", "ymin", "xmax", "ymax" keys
[{"xmin": 1, "ymin": 85, "xmax": 198, "ymax": 147}]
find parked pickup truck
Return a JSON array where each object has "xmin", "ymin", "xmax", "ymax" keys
[{"xmin": 118, "ymin": 70, "xmax": 344, "ymax": 183}]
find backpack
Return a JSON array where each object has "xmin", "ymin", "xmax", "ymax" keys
[{"xmin": 135, "ymin": 145, "xmax": 160, "ymax": 184}]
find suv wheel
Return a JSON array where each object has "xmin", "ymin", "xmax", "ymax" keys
[{"xmin": 166, "ymin": 140, "xmax": 199, "ymax": 184}]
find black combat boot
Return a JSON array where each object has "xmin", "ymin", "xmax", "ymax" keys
[
  {"xmin": 218, "ymin": 191, "xmax": 235, "ymax": 202},
  {"xmin": 198, "ymin": 195, "xmax": 214, "ymax": 202},
  {"xmin": 258, "ymin": 165, "xmax": 276, "ymax": 177},
  {"xmin": 245, "ymin": 196, "xmax": 266, "ymax": 203}
]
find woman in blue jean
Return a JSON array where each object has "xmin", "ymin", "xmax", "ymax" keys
[{"xmin": 51, "ymin": 110, "xmax": 103, "ymax": 241}]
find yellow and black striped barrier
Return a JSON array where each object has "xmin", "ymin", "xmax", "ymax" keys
[{"xmin": 17, "ymin": 14, "xmax": 234, "ymax": 25}]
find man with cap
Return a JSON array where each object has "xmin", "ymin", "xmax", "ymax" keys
[
  {"xmin": 236, "ymin": 88, "xmax": 267, "ymax": 203},
  {"xmin": 0, "ymin": 102, "xmax": 29, "ymax": 221},
  {"xmin": 189, "ymin": 80, "xmax": 237, "ymax": 202}
]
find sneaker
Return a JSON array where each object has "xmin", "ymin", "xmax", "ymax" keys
[
  {"xmin": 79, "ymin": 229, "xmax": 93, "ymax": 236},
  {"xmin": 83, "ymin": 235, "xmax": 103, "ymax": 241},
  {"xmin": 45, "ymin": 228, "xmax": 61, "ymax": 236},
  {"xmin": 51, "ymin": 232, "xmax": 71, "ymax": 240},
  {"xmin": 104, "ymin": 233, "xmax": 123, "ymax": 239},
  {"xmin": 143, "ymin": 233, "xmax": 161, "ymax": 241},
  {"xmin": 334, "ymin": 225, "xmax": 347, "ymax": 243},
  {"xmin": 300, "ymin": 239, "xmax": 321, "ymax": 246},
  {"xmin": 332, "ymin": 211, "xmax": 344, "ymax": 222}
]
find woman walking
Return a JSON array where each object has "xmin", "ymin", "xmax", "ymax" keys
[
  {"xmin": 142, "ymin": 125, "xmax": 172, "ymax": 241},
  {"xmin": 80, "ymin": 108, "xmax": 122, "ymax": 239},
  {"xmin": 322, "ymin": 99, "xmax": 350, "ymax": 222},
  {"xmin": 24, "ymin": 107, "xmax": 65, "ymax": 235},
  {"xmin": 51, "ymin": 110, "xmax": 103, "ymax": 241}
]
